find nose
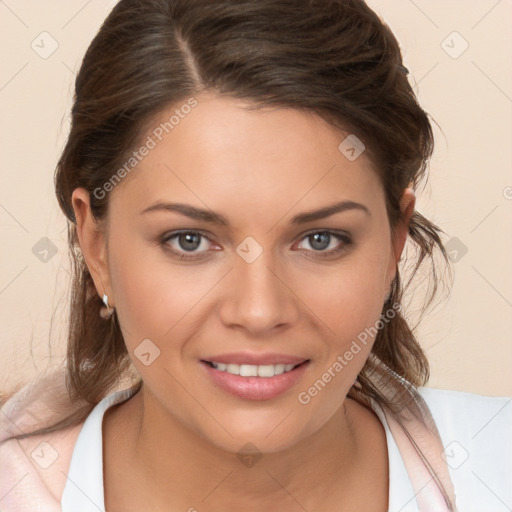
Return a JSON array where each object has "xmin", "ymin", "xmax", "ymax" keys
[{"xmin": 218, "ymin": 250, "xmax": 301, "ymax": 336}]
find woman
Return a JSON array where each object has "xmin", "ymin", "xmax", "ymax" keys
[{"xmin": 1, "ymin": 0, "xmax": 510, "ymax": 511}]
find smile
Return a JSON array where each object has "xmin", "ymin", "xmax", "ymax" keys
[
  {"xmin": 204, "ymin": 361, "xmax": 301, "ymax": 377},
  {"xmin": 200, "ymin": 359, "xmax": 310, "ymax": 400}
]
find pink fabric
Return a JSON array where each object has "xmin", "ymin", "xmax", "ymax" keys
[
  {"xmin": 0, "ymin": 368, "xmax": 88, "ymax": 511},
  {"xmin": 1, "ymin": 365, "xmax": 457, "ymax": 511},
  {"xmin": 368, "ymin": 366, "xmax": 457, "ymax": 511}
]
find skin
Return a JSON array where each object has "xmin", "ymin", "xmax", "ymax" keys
[{"xmin": 72, "ymin": 91, "xmax": 415, "ymax": 511}]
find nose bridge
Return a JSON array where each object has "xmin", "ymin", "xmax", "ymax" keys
[{"xmin": 220, "ymin": 243, "xmax": 298, "ymax": 333}]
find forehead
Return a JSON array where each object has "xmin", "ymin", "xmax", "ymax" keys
[{"xmin": 108, "ymin": 92, "xmax": 383, "ymax": 223}]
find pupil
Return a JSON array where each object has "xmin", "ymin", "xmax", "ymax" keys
[
  {"xmin": 310, "ymin": 232, "xmax": 330, "ymax": 250},
  {"xmin": 179, "ymin": 233, "xmax": 200, "ymax": 251}
]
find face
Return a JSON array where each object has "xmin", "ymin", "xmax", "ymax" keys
[{"xmin": 73, "ymin": 91, "xmax": 411, "ymax": 455}]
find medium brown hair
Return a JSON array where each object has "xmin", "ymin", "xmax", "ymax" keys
[{"xmin": 11, "ymin": 0, "xmax": 449, "ymax": 433}]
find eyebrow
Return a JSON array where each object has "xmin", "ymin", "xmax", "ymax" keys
[{"xmin": 140, "ymin": 200, "xmax": 370, "ymax": 226}]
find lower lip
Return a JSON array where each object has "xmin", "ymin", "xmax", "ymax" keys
[{"xmin": 200, "ymin": 360, "xmax": 310, "ymax": 401}]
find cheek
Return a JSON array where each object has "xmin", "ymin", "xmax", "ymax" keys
[
  {"xmin": 298, "ymin": 246, "xmax": 390, "ymax": 338},
  {"xmin": 291, "ymin": 237, "xmax": 392, "ymax": 388},
  {"xmin": 107, "ymin": 235, "xmax": 226, "ymax": 359},
  {"xmin": 290, "ymin": 256, "xmax": 390, "ymax": 427}
]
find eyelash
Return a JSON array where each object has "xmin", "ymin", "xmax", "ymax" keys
[{"xmin": 160, "ymin": 229, "xmax": 353, "ymax": 260}]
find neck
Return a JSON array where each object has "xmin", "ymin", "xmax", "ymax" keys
[{"xmin": 105, "ymin": 385, "xmax": 384, "ymax": 511}]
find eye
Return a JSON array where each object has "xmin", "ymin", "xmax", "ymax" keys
[
  {"xmin": 295, "ymin": 230, "xmax": 352, "ymax": 257},
  {"xmin": 161, "ymin": 231, "xmax": 215, "ymax": 258}
]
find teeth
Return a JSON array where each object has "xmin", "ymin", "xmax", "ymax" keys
[{"xmin": 209, "ymin": 362, "xmax": 298, "ymax": 377}]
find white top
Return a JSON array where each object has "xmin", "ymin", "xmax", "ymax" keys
[{"xmin": 61, "ymin": 387, "xmax": 512, "ymax": 512}]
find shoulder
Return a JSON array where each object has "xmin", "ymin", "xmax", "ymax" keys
[
  {"xmin": 418, "ymin": 385, "xmax": 511, "ymax": 411},
  {"xmin": 0, "ymin": 369, "xmax": 88, "ymax": 511},
  {"xmin": 417, "ymin": 386, "xmax": 512, "ymax": 439},
  {"xmin": 0, "ymin": 424, "xmax": 84, "ymax": 511},
  {"xmin": 0, "ymin": 370, "xmax": 139, "ymax": 510},
  {"xmin": 417, "ymin": 387, "xmax": 512, "ymax": 511}
]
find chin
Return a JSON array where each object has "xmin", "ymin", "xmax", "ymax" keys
[{"xmin": 192, "ymin": 406, "xmax": 320, "ymax": 457}]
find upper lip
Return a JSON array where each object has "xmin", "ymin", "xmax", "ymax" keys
[{"xmin": 201, "ymin": 352, "xmax": 309, "ymax": 366}]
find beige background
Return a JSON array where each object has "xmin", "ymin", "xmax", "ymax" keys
[{"xmin": 0, "ymin": 0, "xmax": 511, "ymax": 397}]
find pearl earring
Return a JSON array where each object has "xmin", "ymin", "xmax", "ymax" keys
[{"xmin": 100, "ymin": 293, "xmax": 115, "ymax": 319}]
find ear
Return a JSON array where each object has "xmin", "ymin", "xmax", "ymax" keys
[
  {"xmin": 71, "ymin": 188, "xmax": 113, "ymax": 306},
  {"xmin": 386, "ymin": 188, "xmax": 416, "ymax": 288},
  {"xmin": 393, "ymin": 187, "xmax": 415, "ymax": 262}
]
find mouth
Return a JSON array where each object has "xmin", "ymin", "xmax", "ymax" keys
[{"xmin": 199, "ymin": 359, "xmax": 311, "ymax": 401}]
